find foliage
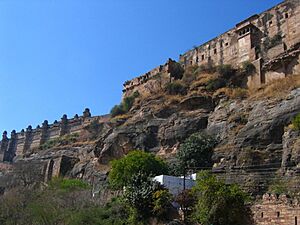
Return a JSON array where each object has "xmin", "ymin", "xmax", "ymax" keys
[
  {"xmin": 165, "ymin": 82, "xmax": 187, "ymax": 95},
  {"xmin": 177, "ymin": 133, "xmax": 217, "ymax": 170},
  {"xmin": 169, "ymin": 62, "xmax": 185, "ymax": 80},
  {"xmin": 40, "ymin": 133, "xmax": 79, "ymax": 150},
  {"xmin": 197, "ymin": 63, "xmax": 217, "ymax": 74},
  {"xmin": 110, "ymin": 91, "xmax": 140, "ymax": 117},
  {"xmin": 268, "ymin": 178, "xmax": 288, "ymax": 195},
  {"xmin": 192, "ymin": 171, "xmax": 251, "ymax": 225},
  {"xmin": 109, "ymin": 150, "xmax": 168, "ymax": 189},
  {"xmin": 217, "ymin": 64, "xmax": 236, "ymax": 79},
  {"xmin": 49, "ymin": 177, "xmax": 90, "ymax": 191},
  {"xmin": 242, "ymin": 61, "xmax": 256, "ymax": 75},
  {"xmin": 152, "ymin": 189, "xmax": 173, "ymax": 218},
  {"xmin": 123, "ymin": 172, "xmax": 173, "ymax": 223},
  {"xmin": 292, "ymin": 113, "xmax": 300, "ymax": 130},
  {"xmin": 110, "ymin": 104, "xmax": 125, "ymax": 117},
  {"xmin": 263, "ymin": 34, "xmax": 282, "ymax": 50},
  {"xmin": 205, "ymin": 78, "xmax": 226, "ymax": 91}
]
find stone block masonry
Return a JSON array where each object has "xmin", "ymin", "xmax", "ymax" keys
[
  {"xmin": 0, "ymin": 108, "xmax": 108, "ymax": 163},
  {"xmin": 123, "ymin": 0, "xmax": 300, "ymax": 94},
  {"xmin": 252, "ymin": 193, "xmax": 300, "ymax": 225}
]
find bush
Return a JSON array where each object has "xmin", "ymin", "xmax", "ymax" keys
[
  {"xmin": 177, "ymin": 133, "xmax": 217, "ymax": 170},
  {"xmin": 217, "ymin": 64, "xmax": 236, "ymax": 79},
  {"xmin": 110, "ymin": 91, "xmax": 140, "ymax": 117},
  {"xmin": 49, "ymin": 177, "xmax": 89, "ymax": 191},
  {"xmin": 292, "ymin": 113, "xmax": 300, "ymax": 130},
  {"xmin": 110, "ymin": 105, "xmax": 125, "ymax": 117},
  {"xmin": 109, "ymin": 150, "xmax": 168, "ymax": 189},
  {"xmin": 192, "ymin": 171, "xmax": 251, "ymax": 225},
  {"xmin": 197, "ymin": 63, "xmax": 216, "ymax": 74},
  {"xmin": 165, "ymin": 82, "xmax": 187, "ymax": 95},
  {"xmin": 242, "ymin": 61, "xmax": 256, "ymax": 75},
  {"xmin": 40, "ymin": 133, "xmax": 79, "ymax": 150},
  {"xmin": 205, "ymin": 78, "xmax": 226, "ymax": 91}
]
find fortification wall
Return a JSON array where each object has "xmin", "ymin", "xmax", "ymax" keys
[
  {"xmin": 0, "ymin": 108, "xmax": 106, "ymax": 163},
  {"xmin": 123, "ymin": 0, "xmax": 300, "ymax": 95},
  {"xmin": 252, "ymin": 193, "xmax": 300, "ymax": 225}
]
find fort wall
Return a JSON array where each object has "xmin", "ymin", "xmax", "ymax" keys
[
  {"xmin": 123, "ymin": 0, "xmax": 300, "ymax": 95},
  {"xmin": 252, "ymin": 193, "xmax": 300, "ymax": 225},
  {"xmin": 0, "ymin": 108, "xmax": 107, "ymax": 163}
]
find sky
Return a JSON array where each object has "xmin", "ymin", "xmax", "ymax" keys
[{"xmin": 0, "ymin": 0, "xmax": 283, "ymax": 134}]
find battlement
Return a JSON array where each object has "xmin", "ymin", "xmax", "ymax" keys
[
  {"xmin": 252, "ymin": 193, "xmax": 300, "ymax": 225},
  {"xmin": 123, "ymin": 0, "xmax": 300, "ymax": 95},
  {"xmin": 0, "ymin": 108, "xmax": 108, "ymax": 163}
]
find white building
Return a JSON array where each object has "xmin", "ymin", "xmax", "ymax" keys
[{"xmin": 153, "ymin": 174, "xmax": 196, "ymax": 196}]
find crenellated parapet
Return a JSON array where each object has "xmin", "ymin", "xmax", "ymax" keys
[
  {"xmin": 0, "ymin": 108, "xmax": 101, "ymax": 163},
  {"xmin": 252, "ymin": 193, "xmax": 300, "ymax": 225}
]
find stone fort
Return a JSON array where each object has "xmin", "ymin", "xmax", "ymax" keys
[
  {"xmin": 0, "ymin": 108, "xmax": 108, "ymax": 163},
  {"xmin": 123, "ymin": 0, "xmax": 300, "ymax": 97}
]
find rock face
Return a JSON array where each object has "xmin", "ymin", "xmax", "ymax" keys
[{"xmin": 1, "ymin": 84, "xmax": 300, "ymax": 196}]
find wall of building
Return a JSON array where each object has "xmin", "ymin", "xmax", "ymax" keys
[
  {"xmin": 123, "ymin": 0, "xmax": 300, "ymax": 95},
  {"xmin": 0, "ymin": 108, "xmax": 106, "ymax": 163},
  {"xmin": 252, "ymin": 193, "xmax": 300, "ymax": 225}
]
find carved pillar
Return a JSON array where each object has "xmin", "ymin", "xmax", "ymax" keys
[
  {"xmin": 3, "ymin": 130, "xmax": 17, "ymax": 162},
  {"xmin": 0, "ymin": 131, "xmax": 9, "ymax": 161},
  {"xmin": 40, "ymin": 120, "xmax": 49, "ymax": 145},
  {"xmin": 23, "ymin": 126, "xmax": 33, "ymax": 154},
  {"xmin": 59, "ymin": 114, "xmax": 69, "ymax": 136}
]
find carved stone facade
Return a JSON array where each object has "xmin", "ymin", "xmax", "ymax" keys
[
  {"xmin": 123, "ymin": 0, "xmax": 300, "ymax": 95},
  {"xmin": 252, "ymin": 193, "xmax": 300, "ymax": 225}
]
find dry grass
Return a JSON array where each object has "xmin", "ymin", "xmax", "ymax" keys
[
  {"xmin": 250, "ymin": 75, "xmax": 300, "ymax": 100},
  {"xmin": 165, "ymin": 95, "xmax": 183, "ymax": 105},
  {"xmin": 190, "ymin": 73, "xmax": 219, "ymax": 90},
  {"xmin": 213, "ymin": 87, "xmax": 249, "ymax": 99}
]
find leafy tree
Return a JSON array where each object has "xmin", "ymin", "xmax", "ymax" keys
[
  {"xmin": 192, "ymin": 171, "xmax": 251, "ymax": 225},
  {"xmin": 109, "ymin": 150, "xmax": 168, "ymax": 189},
  {"xmin": 124, "ymin": 172, "xmax": 173, "ymax": 224},
  {"xmin": 177, "ymin": 133, "xmax": 217, "ymax": 170}
]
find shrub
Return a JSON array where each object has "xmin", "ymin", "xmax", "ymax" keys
[
  {"xmin": 110, "ymin": 105, "xmax": 125, "ymax": 117},
  {"xmin": 192, "ymin": 171, "xmax": 251, "ymax": 225},
  {"xmin": 165, "ymin": 82, "xmax": 187, "ymax": 95},
  {"xmin": 40, "ymin": 133, "xmax": 79, "ymax": 150},
  {"xmin": 197, "ymin": 63, "xmax": 216, "ymax": 74},
  {"xmin": 110, "ymin": 91, "xmax": 140, "ymax": 117},
  {"xmin": 242, "ymin": 61, "xmax": 256, "ymax": 75},
  {"xmin": 217, "ymin": 64, "xmax": 235, "ymax": 79},
  {"xmin": 49, "ymin": 177, "xmax": 89, "ymax": 191},
  {"xmin": 292, "ymin": 113, "xmax": 300, "ymax": 130},
  {"xmin": 109, "ymin": 150, "xmax": 168, "ymax": 189},
  {"xmin": 177, "ymin": 133, "xmax": 217, "ymax": 170},
  {"xmin": 205, "ymin": 78, "xmax": 226, "ymax": 91},
  {"xmin": 263, "ymin": 34, "xmax": 282, "ymax": 50}
]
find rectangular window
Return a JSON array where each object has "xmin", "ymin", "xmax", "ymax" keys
[
  {"xmin": 202, "ymin": 55, "xmax": 205, "ymax": 60},
  {"xmin": 261, "ymin": 212, "xmax": 264, "ymax": 218},
  {"xmin": 214, "ymin": 49, "xmax": 217, "ymax": 54},
  {"xmin": 296, "ymin": 216, "xmax": 298, "ymax": 225},
  {"xmin": 277, "ymin": 212, "xmax": 280, "ymax": 218}
]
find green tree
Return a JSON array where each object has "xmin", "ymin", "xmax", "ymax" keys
[
  {"xmin": 177, "ymin": 133, "xmax": 217, "ymax": 171},
  {"xmin": 192, "ymin": 171, "xmax": 251, "ymax": 225},
  {"xmin": 109, "ymin": 150, "xmax": 168, "ymax": 189}
]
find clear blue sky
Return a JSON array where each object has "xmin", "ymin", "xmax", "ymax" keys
[{"xmin": 0, "ymin": 0, "xmax": 282, "ymax": 134}]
